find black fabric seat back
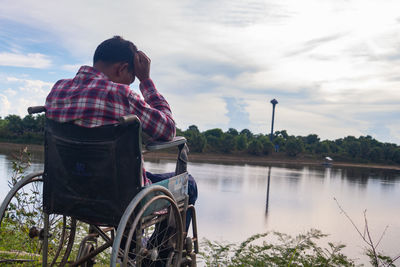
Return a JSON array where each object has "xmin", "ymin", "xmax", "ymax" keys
[{"xmin": 43, "ymin": 118, "xmax": 142, "ymax": 226}]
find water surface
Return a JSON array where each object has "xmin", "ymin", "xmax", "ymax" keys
[{"xmin": 1, "ymin": 150, "xmax": 399, "ymax": 264}]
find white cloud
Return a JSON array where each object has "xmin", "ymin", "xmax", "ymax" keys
[
  {"xmin": 2, "ymin": 77, "xmax": 52, "ymax": 116},
  {"xmin": 168, "ymin": 93, "xmax": 229, "ymax": 131},
  {"xmin": 62, "ymin": 64, "xmax": 89, "ymax": 72},
  {"xmin": 4, "ymin": 88, "xmax": 17, "ymax": 96},
  {"xmin": 15, "ymin": 98, "xmax": 35, "ymax": 117},
  {"xmin": 0, "ymin": 52, "xmax": 51, "ymax": 68},
  {"xmin": 0, "ymin": 94, "xmax": 11, "ymax": 117},
  {"xmin": 6, "ymin": 77, "xmax": 52, "ymax": 97}
]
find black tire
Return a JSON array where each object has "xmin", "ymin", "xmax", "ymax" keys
[
  {"xmin": 0, "ymin": 172, "xmax": 76, "ymax": 266},
  {"xmin": 111, "ymin": 186, "xmax": 184, "ymax": 267}
]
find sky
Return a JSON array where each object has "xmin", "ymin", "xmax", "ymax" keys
[{"xmin": 0, "ymin": 0, "xmax": 399, "ymax": 144}]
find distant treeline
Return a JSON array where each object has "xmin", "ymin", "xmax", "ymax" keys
[
  {"xmin": 1, "ymin": 114, "xmax": 400, "ymax": 165},
  {"xmin": 0, "ymin": 114, "xmax": 45, "ymax": 144}
]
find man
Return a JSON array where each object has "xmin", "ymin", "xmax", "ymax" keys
[{"xmin": 45, "ymin": 36, "xmax": 197, "ymax": 229}]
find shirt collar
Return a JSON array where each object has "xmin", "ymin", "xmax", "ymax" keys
[{"xmin": 77, "ymin": 65, "xmax": 109, "ymax": 80}]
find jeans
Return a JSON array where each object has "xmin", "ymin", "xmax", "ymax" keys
[{"xmin": 146, "ymin": 171, "xmax": 198, "ymax": 231}]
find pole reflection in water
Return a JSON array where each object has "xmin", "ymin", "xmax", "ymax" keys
[{"xmin": 266, "ymin": 166, "xmax": 271, "ymax": 214}]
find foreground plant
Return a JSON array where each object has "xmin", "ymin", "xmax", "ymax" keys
[
  {"xmin": 200, "ymin": 229, "xmax": 357, "ymax": 267},
  {"xmin": 335, "ymin": 198, "xmax": 400, "ymax": 267}
]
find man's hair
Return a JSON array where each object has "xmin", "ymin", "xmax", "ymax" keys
[{"xmin": 93, "ymin": 36, "xmax": 137, "ymax": 71}]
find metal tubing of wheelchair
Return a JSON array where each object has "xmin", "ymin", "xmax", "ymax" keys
[
  {"xmin": 187, "ymin": 205, "xmax": 199, "ymax": 254},
  {"xmin": 175, "ymin": 144, "xmax": 188, "ymax": 175},
  {"xmin": 71, "ymin": 239, "xmax": 113, "ymax": 267},
  {"xmin": 50, "ymin": 215, "xmax": 67, "ymax": 266},
  {"xmin": 182, "ymin": 195, "xmax": 188, "ymax": 235},
  {"xmin": 42, "ymin": 212, "xmax": 49, "ymax": 267},
  {"xmin": 92, "ymin": 225, "xmax": 112, "ymax": 243},
  {"xmin": 59, "ymin": 218, "xmax": 77, "ymax": 266},
  {"xmin": 110, "ymin": 185, "xmax": 180, "ymax": 266}
]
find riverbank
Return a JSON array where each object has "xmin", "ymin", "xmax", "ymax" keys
[
  {"xmin": 1, "ymin": 142, "xmax": 399, "ymax": 171},
  {"xmin": 144, "ymin": 151, "xmax": 400, "ymax": 171}
]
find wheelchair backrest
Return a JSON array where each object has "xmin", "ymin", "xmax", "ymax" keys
[{"xmin": 43, "ymin": 118, "xmax": 143, "ymax": 226}]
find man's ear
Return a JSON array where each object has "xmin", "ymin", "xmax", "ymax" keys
[{"xmin": 116, "ymin": 63, "xmax": 129, "ymax": 77}]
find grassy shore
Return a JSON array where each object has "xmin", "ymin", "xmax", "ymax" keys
[{"xmin": 1, "ymin": 141, "xmax": 399, "ymax": 171}]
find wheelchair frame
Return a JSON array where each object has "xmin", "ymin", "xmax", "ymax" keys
[{"xmin": 0, "ymin": 106, "xmax": 198, "ymax": 266}]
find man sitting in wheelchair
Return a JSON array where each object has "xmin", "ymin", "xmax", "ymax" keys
[
  {"xmin": 42, "ymin": 36, "xmax": 199, "ymax": 266},
  {"xmin": 44, "ymin": 36, "xmax": 197, "ymax": 231}
]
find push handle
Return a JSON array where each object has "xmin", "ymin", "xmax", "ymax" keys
[{"xmin": 28, "ymin": 106, "xmax": 46, "ymax": 114}]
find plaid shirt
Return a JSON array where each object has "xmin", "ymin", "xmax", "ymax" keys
[{"xmin": 45, "ymin": 65, "xmax": 176, "ymax": 185}]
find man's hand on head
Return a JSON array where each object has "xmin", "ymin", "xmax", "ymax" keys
[{"xmin": 134, "ymin": 51, "xmax": 151, "ymax": 82}]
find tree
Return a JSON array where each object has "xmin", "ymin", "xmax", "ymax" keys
[
  {"xmin": 204, "ymin": 128, "xmax": 224, "ymax": 151},
  {"xmin": 273, "ymin": 136, "xmax": 286, "ymax": 152},
  {"xmin": 5, "ymin": 115, "xmax": 23, "ymax": 136},
  {"xmin": 305, "ymin": 134, "xmax": 320, "ymax": 145},
  {"xmin": 187, "ymin": 132, "xmax": 207, "ymax": 153},
  {"xmin": 285, "ymin": 138, "xmax": 304, "ymax": 157},
  {"xmin": 227, "ymin": 128, "xmax": 238, "ymax": 136},
  {"xmin": 327, "ymin": 140, "xmax": 340, "ymax": 153},
  {"xmin": 275, "ymin": 130, "xmax": 289, "ymax": 139},
  {"xmin": 382, "ymin": 143, "xmax": 397, "ymax": 162},
  {"xmin": 257, "ymin": 135, "xmax": 274, "ymax": 155},
  {"xmin": 204, "ymin": 128, "xmax": 223, "ymax": 138},
  {"xmin": 0, "ymin": 118, "xmax": 9, "ymax": 134},
  {"xmin": 369, "ymin": 147, "xmax": 383, "ymax": 162},
  {"xmin": 247, "ymin": 140, "xmax": 263, "ymax": 155},
  {"xmin": 184, "ymin": 125, "xmax": 206, "ymax": 153},
  {"xmin": 315, "ymin": 141, "xmax": 330, "ymax": 154},
  {"xmin": 346, "ymin": 141, "xmax": 360, "ymax": 158},
  {"xmin": 35, "ymin": 114, "xmax": 45, "ymax": 132},
  {"xmin": 22, "ymin": 115, "xmax": 37, "ymax": 132},
  {"xmin": 188, "ymin": 125, "xmax": 200, "ymax": 134},
  {"xmin": 240, "ymin": 129, "xmax": 253, "ymax": 140},
  {"xmin": 176, "ymin": 127, "xmax": 185, "ymax": 136},
  {"xmin": 236, "ymin": 134, "xmax": 248, "ymax": 151},
  {"xmin": 221, "ymin": 134, "xmax": 236, "ymax": 153},
  {"xmin": 359, "ymin": 136, "xmax": 372, "ymax": 159},
  {"xmin": 393, "ymin": 149, "xmax": 400, "ymax": 164}
]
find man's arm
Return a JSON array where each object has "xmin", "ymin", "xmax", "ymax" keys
[{"xmin": 129, "ymin": 51, "xmax": 176, "ymax": 141}]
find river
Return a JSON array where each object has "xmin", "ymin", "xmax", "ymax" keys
[{"xmin": 1, "ymin": 149, "xmax": 400, "ymax": 265}]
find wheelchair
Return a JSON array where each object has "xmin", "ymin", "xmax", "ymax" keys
[{"xmin": 0, "ymin": 106, "xmax": 198, "ymax": 266}]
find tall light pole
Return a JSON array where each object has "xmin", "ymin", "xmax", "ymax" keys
[{"xmin": 270, "ymin": 99, "xmax": 278, "ymax": 141}]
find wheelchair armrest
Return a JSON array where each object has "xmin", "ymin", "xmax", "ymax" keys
[
  {"xmin": 28, "ymin": 106, "xmax": 46, "ymax": 114},
  {"xmin": 146, "ymin": 136, "xmax": 187, "ymax": 151},
  {"xmin": 145, "ymin": 137, "xmax": 189, "ymax": 175}
]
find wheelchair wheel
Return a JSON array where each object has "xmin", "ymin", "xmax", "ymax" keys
[
  {"xmin": 111, "ymin": 185, "xmax": 184, "ymax": 267},
  {"xmin": 0, "ymin": 171, "xmax": 77, "ymax": 266}
]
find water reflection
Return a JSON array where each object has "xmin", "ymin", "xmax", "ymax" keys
[{"xmin": 265, "ymin": 166, "xmax": 271, "ymax": 213}]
